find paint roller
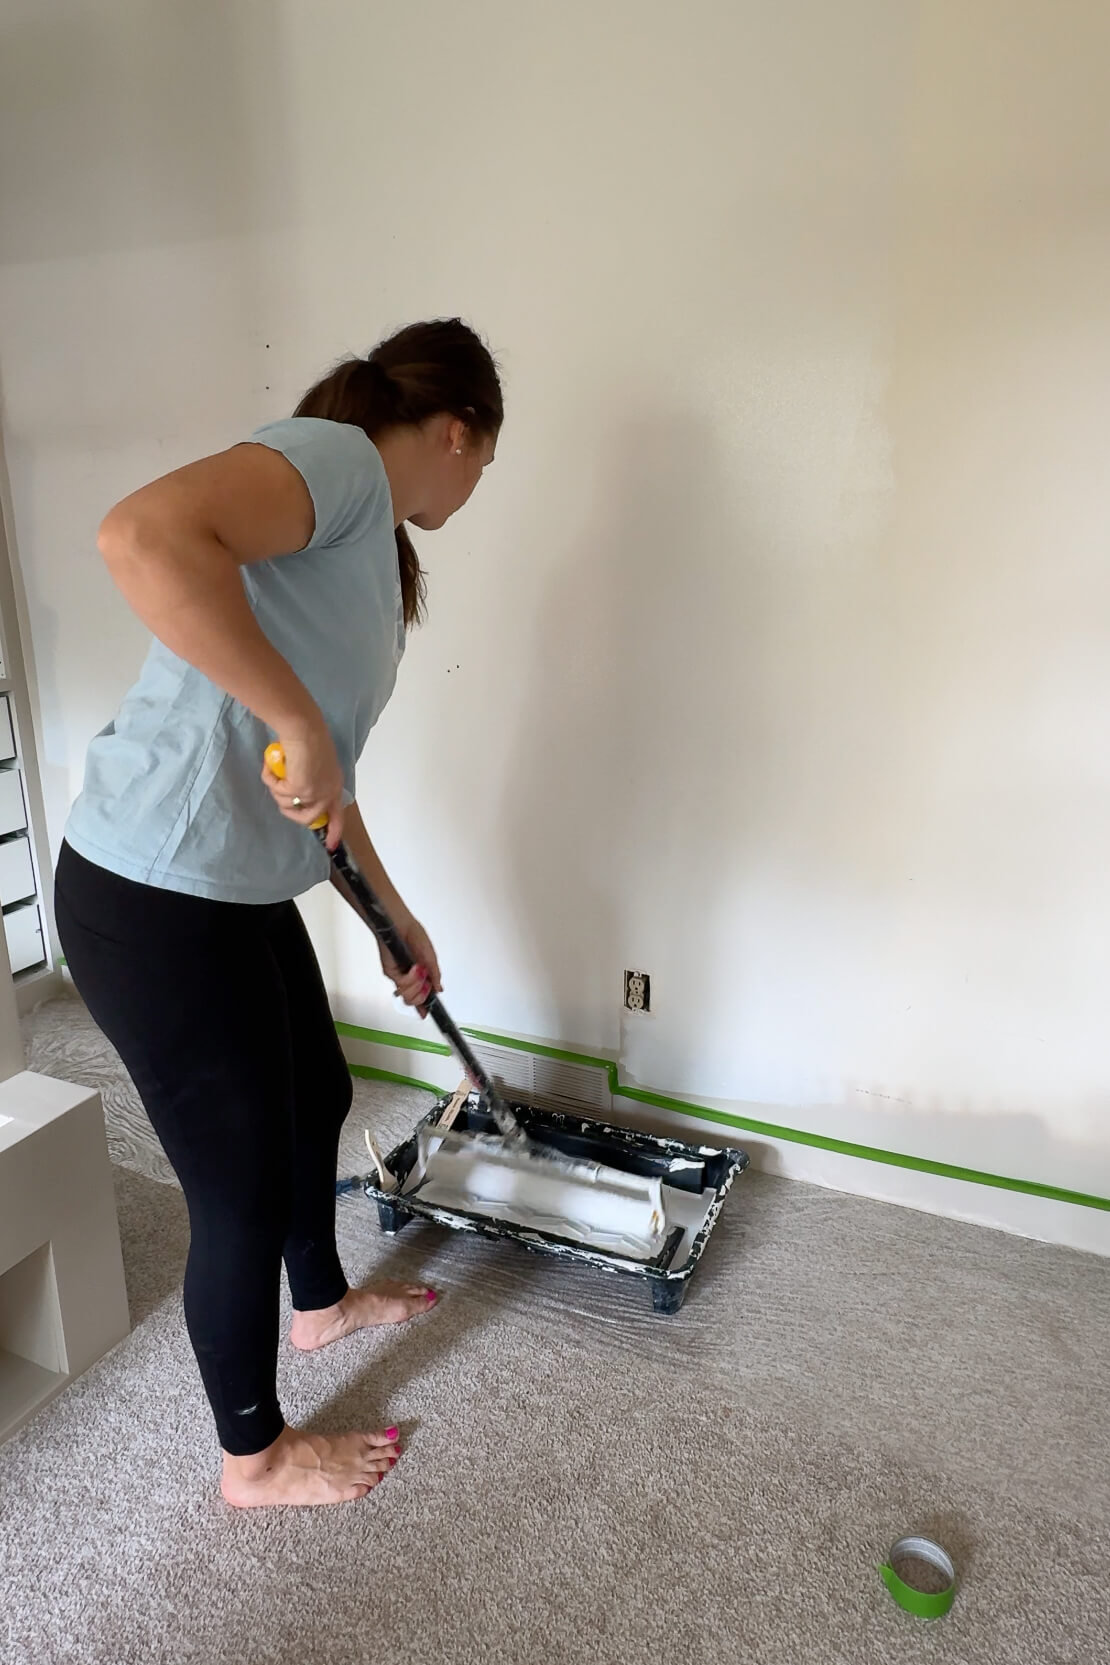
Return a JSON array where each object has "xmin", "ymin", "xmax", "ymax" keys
[{"xmin": 264, "ymin": 744, "xmax": 667, "ymax": 1257}]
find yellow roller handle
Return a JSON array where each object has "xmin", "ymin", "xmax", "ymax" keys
[{"xmin": 264, "ymin": 742, "xmax": 330, "ymax": 831}]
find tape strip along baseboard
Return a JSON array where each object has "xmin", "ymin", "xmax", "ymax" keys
[{"xmin": 335, "ymin": 1020, "xmax": 1110, "ymax": 1217}]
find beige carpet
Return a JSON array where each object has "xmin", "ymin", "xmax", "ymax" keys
[{"xmin": 2, "ymin": 993, "xmax": 1107, "ymax": 1665}]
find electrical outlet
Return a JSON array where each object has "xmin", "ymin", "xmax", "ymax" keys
[{"xmin": 624, "ymin": 969, "xmax": 651, "ymax": 1013}]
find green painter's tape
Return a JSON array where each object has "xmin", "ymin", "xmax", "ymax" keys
[
  {"xmin": 337, "ymin": 1020, "xmax": 1110, "ymax": 1215},
  {"xmin": 336, "ymin": 1021, "xmax": 450, "ymax": 1058},
  {"xmin": 461, "ymin": 1027, "xmax": 608, "ymax": 1070},
  {"xmin": 348, "ymin": 1063, "xmax": 444, "ymax": 1097},
  {"xmin": 880, "ymin": 1538, "xmax": 956, "ymax": 1619},
  {"xmin": 615, "ymin": 1084, "xmax": 1110, "ymax": 1212}
]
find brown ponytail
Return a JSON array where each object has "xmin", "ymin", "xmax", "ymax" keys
[{"xmin": 293, "ymin": 320, "xmax": 503, "ymax": 628}]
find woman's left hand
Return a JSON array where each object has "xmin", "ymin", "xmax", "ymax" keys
[{"xmin": 381, "ymin": 917, "xmax": 442, "ymax": 1015}]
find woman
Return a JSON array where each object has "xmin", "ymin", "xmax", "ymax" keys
[{"xmin": 55, "ymin": 319, "xmax": 502, "ymax": 1508}]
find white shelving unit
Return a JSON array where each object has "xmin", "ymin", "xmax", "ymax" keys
[
  {"xmin": 0, "ymin": 439, "xmax": 127, "ymax": 1445},
  {"xmin": 0, "ymin": 959, "xmax": 130, "ymax": 1446},
  {"xmin": 0, "ymin": 691, "xmax": 47, "ymax": 979},
  {"xmin": 0, "ymin": 437, "xmax": 56, "ymax": 1005}
]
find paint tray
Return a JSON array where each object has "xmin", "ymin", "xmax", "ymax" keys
[{"xmin": 361, "ymin": 1093, "xmax": 748, "ymax": 1313}]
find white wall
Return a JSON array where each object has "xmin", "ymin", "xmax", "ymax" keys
[{"xmin": 2, "ymin": 0, "xmax": 1108, "ymax": 1245}]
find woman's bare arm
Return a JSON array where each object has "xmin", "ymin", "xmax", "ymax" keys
[{"xmin": 99, "ymin": 443, "xmax": 344, "ymax": 834}]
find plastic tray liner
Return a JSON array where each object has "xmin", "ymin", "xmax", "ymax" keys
[{"xmin": 361, "ymin": 1093, "xmax": 748, "ymax": 1314}]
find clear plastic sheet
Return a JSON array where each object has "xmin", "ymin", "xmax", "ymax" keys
[
  {"xmin": 30, "ymin": 996, "xmax": 1110, "ymax": 1525},
  {"xmin": 335, "ymin": 1079, "xmax": 749, "ymax": 1358}
]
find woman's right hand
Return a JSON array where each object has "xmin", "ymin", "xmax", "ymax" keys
[{"xmin": 261, "ymin": 722, "xmax": 346, "ymax": 850}]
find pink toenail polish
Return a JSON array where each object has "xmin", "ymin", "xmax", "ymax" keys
[
  {"xmin": 389, "ymin": 1457, "xmax": 397, "ymax": 1467},
  {"xmin": 384, "ymin": 1426, "xmax": 399, "ymax": 1441},
  {"xmin": 425, "ymin": 1289, "xmax": 437, "ymax": 1304}
]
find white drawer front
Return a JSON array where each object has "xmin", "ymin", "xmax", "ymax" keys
[
  {"xmin": 0, "ymin": 696, "xmax": 15, "ymax": 764},
  {"xmin": 0, "ymin": 769, "xmax": 27, "ymax": 837},
  {"xmin": 4, "ymin": 902, "xmax": 44, "ymax": 974},
  {"xmin": 0, "ymin": 836, "xmax": 35, "ymax": 906}
]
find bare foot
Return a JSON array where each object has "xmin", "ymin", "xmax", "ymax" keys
[
  {"xmin": 290, "ymin": 1281, "xmax": 438, "ymax": 1352},
  {"xmin": 221, "ymin": 1425, "xmax": 400, "ymax": 1509}
]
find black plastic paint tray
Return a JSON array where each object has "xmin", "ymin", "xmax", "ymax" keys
[{"xmin": 361, "ymin": 1093, "xmax": 748, "ymax": 1313}]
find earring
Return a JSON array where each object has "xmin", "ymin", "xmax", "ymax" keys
[{"xmin": 455, "ymin": 448, "xmax": 462, "ymax": 454}]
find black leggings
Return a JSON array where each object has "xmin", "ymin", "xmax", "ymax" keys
[{"xmin": 54, "ymin": 842, "xmax": 353, "ymax": 1456}]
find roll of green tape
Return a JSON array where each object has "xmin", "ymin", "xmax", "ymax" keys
[{"xmin": 879, "ymin": 1536, "xmax": 956, "ymax": 1620}]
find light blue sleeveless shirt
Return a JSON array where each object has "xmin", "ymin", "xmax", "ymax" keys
[{"xmin": 65, "ymin": 418, "xmax": 404, "ymax": 904}]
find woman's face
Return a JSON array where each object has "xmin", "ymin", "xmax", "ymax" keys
[{"xmin": 409, "ymin": 420, "xmax": 497, "ymax": 532}]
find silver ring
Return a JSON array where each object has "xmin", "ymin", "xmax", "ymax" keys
[{"xmin": 292, "ymin": 796, "xmax": 303, "ymax": 808}]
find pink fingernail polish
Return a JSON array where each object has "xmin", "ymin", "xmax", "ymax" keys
[{"xmin": 384, "ymin": 1426, "xmax": 399, "ymax": 1441}]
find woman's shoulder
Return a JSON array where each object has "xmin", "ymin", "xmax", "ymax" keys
[
  {"xmin": 246, "ymin": 419, "xmax": 389, "ymax": 549},
  {"xmin": 248, "ymin": 416, "xmax": 378, "ymax": 470}
]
